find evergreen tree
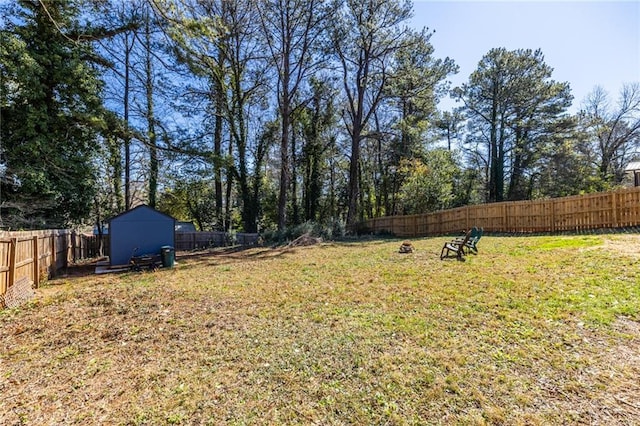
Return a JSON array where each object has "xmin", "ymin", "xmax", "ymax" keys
[
  {"xmin": 454, "ymin": 48, "xmax": 573, "ymax": 202},
  {"xmin": 1, "ymin": 0, "xmax": 106, "ymax": 228}
]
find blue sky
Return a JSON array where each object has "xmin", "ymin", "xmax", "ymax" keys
[{"xmin": 411, "ymin": 1, "xmax": 640, "ymax": 112}]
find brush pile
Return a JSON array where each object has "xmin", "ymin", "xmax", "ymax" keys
[{"xmin": 288, "ymin": 233, "xmax": 322, "ymax": 247}]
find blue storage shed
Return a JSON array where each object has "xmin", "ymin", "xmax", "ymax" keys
[{"xmin": 108, "ymin": 205, "xmax": 176, "ymax": 266}]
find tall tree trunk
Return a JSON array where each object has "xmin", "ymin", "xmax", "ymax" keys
[
  {"xmin": 496, "ymin": 112, "xmax": 507, "ymax": 202},
  {"xmin": 277, "ymin": 69, "xmax": 291, "ymax": 231},
  {"xmin": 145, "ymin": 14, "xmax": 158, "ymax": 209},
  {"xmin": 108, "ymin": 136, "xmax": 124, "ymax": 212},
  {"xmin": 213, "ymin": 50, "xmax": 224, "ymax": 230},
  {"xmin": 93, "ymin": 197, "xmax": 104, "ymax": 256},
  {"xmin": 488, "ymin": 86, "xmax": 499, "ymax": 203},
  {"xmin": 374, "ymin": 113, "xmax": 383, "ymax": 217},
  {"xmin": 346, "ymin": 132, "xmax": 361, "ymax": 227},
  {"xmin": 225, "ymin": 139, "xmax": 233, "ymax": 232},
  {"xmin": 346, "ymin": 76, "xmax": 365, "ymax": 226},
  {"xmin": 124, "ymin": 32, "xmax": 131, "ymax": 210},
  {"xmin": 308, "ymin": 145, "xmax": 321, "ymax": 222},
  {"xmin": 329, "ymin": 154, "xmax": 337, "ymax": 220},
  {"xmin": 303, "ymin": 145, "xmax": 312, "ymax": 221},
  {"xmin": 291, "ymin": 124, "xmax": 299, "ymax": 225},
  {"xmin": 236, "ymin": 120, "xmax": 253, "ymax": 232}
]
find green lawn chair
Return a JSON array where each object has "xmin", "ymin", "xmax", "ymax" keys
[
  {"xmin": 453, "ymin": 227, "xmax": 477, "ymax": 242},
  {"xmin": 451, "ymin": 227, "xmax": 476, "ymax": 250},
  {"xmin": 448, "ymin": 227, "xmax": 483, "ymax": 255},
  {"xmin": 440, "ymin": 229, "xmax": 473, "ymax": 261},
  {"xmin": 465, "ymin": 227, "xmax": 483, "ymax": 254}
]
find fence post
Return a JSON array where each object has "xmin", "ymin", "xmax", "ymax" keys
[
  {"xmin": 8, "ymin": 238, "xmax": 17, "ymax": 288},
  {"xmin": 612, "ymin": 190, "xmax": 619, "ymax": 228},
  {"xmin": 64, "ymin": 232, "xmax": 69, "ymax": 266},
  {"xmin": 466, "ymin": 206, "xmax": 470, "ymax": 231},
  {"xmin": 50, "ymin": 234, "xmax": 56, "ymax": 277},
  {"xmin": 32, "ymin": 236, "xmax": 39, "ymax": 288},
  {"xmin": 71, "ymin": 231, "xmax": 77, "ymax": 263},
  {"xmin": 64, "ymin": 232, "xmax": 70, "ymax": 268},
  {"xmin": 503, "ymin": 204, "xmax": 508, "ymax": 232}
]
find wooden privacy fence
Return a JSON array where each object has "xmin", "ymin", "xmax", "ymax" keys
[
  {"xmin": 75, "ymin": 232, "xmax": 258, "ymax": 254},
  {"xmin": 175, "ymin": 232, "xmax": 260, "ymax": 251},
  {"xmin": 359, "ymin": 187, "xmax": 640, "ymax": 237},
  {"xmin": 0, "ymin": 230, "xmax": 69, "ymax": 307},
  {"xmin": 0, "ymin": 230, "xmax": 101, "ymax": 308},
  {"xmin": 71, "ymin": 234, "xmax": 110, "ymax": 259},
  {"xmin": 175, "ymin": 231, "xmax": 227, "ymax": 251}
]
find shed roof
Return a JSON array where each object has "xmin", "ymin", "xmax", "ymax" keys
[
  {"xmin": 176, "ymin": 221, "xmax": 197, "ymax": 232},
  {"xmin": 625, "ymin": 161, "xmax": 640, "ymax": 172},
  {"xmin": 107, "ymin": 205, "xmax": 176, "ymax": 223}
]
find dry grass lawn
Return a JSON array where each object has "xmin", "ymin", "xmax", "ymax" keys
[{"xmin": 1, "ymin": 234, "xmax": 639, "ymax": 425}]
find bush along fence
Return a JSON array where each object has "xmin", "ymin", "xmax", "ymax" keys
[
  {"xmin": 358, "ymin": 186, "xmax": 640, "ymax": 237},
  {"xmin": 0, "ymin": 230, "xmax": 99, "ymax": 309}
]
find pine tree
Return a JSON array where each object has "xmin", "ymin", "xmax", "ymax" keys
[{"xmin": 1, "ymin": 0, "xmax": 105, "ymax": 228}]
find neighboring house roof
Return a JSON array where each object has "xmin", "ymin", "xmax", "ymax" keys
[
  {"xmin": 625, "ymin": 161, "xmax": 640, "ymax": 172},
  {"xmin": 93, "ymin": 225, "xmax": 109, "ymax": 235},
  {"xmin": 175, "ymin": 221, "xmax": 197, "ymax": 232}
]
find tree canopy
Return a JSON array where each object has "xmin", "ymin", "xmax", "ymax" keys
[
  {"xmin": 453, "ymin": 48, "xmax": 574, "ymax": 202},
  {"xmin": 1, "ymin": 0, "xmax": 106, "ymax": 228},
  {"xmin": 1, "ymin": 0, "xmax": 638, "ymax": 232}
]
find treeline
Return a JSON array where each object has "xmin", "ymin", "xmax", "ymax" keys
[{"xmin": 1, "ymin": 0, "xmax": 639, "ymax": 233}]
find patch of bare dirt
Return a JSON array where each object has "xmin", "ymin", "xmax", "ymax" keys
[
  {"xmin": 597, "ymin": 318, "xmax": 640, "ymax": 423},
  {"xmin": 546, "ymin": 317, "xmax": 640, "ymax": 425},
  {"xmin": 599, "ymin": 235, "xmax": 640, "ymax": 259}
]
